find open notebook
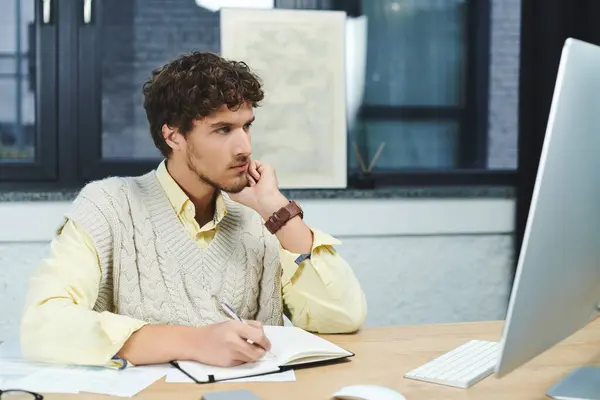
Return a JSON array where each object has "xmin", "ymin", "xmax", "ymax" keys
[{"xmin": 170, "ymin": 325, "xmax": 353, "ymax": 383}]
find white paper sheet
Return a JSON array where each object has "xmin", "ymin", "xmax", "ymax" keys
[
  {"xmin": 0, "ymin": 358, "xmax": 171, "ymax": 397},
  {"xmin": 0, "ymin": 360, "xmax": 81, "ymax": 393},
  {"xmin": 68, "ymin": 365, "xmax": 171, "ymax": 397},
  {"xmin": 165, "ymin": 368, "xmax": 296, "ymax": 383}
]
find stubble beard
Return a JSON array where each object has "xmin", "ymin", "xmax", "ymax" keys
[{"xmin": 186, "ymin": 151, "xmax": 248, "ymax": 193}]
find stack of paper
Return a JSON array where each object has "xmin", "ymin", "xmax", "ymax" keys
[
  {"xmin": 0, "ymin": 340, "xmax": 170, "ymax": 397},
  {"xmin": 0, "ymin": 358, "xmax": 171, "ymax": 397},
  {"xmin": 0, "ymin": 360, "xmax": 80, "ymax": 393}
]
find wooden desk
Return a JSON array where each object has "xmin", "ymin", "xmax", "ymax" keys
[{"xmin": 42, "ymin": 319, "xmax": 600, "ymax": 399}]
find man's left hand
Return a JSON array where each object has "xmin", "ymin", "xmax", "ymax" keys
[{"xmin": 228, "ymin": 160, "xmax": 289, "ymax": 220}]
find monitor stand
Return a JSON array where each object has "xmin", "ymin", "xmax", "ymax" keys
[{"xmin": 546, "ymin": 366, "xmax": 600, "ymax": 399}]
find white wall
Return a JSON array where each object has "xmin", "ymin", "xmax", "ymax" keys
[{"xmin": 0, "ymin": 198, "xmax": 515, "ymax": 340}]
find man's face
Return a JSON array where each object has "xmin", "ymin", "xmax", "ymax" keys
[{"xmin": 173, "ymin": 103, "xmax": 255, "ymax": 193}]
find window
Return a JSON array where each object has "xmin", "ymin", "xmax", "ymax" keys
[
  {"xmin": 0, "ymin": 0, "xmax": 57, "ymax": 182},
  {"xmin": 0, "ymin": 0, "xmax": 517, "ymax": 190},
  {"xmin": 358, "ymin": 0, "xmax": 469, "ymax": 171},
  {"xmin": 0, "ymin": 1, "xmax": 34, "ymax": 162}
]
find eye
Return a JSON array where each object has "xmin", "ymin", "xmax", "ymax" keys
[
  {"xmin": 216, "ymin": 126, "xmax": 231, "ymax": 134},
  {"xmin": 243, "ymin": 122, "xmax": 253, "ymax": 131}
]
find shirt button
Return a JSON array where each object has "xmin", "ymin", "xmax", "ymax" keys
[{"xmin": 185, "ymin": 204, "xmax": 195, "ymax": 218}]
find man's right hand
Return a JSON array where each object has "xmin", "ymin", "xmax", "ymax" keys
[
  {"xmin": 187, "ymin": 320, "xmax": 272, "ymax": 367},
  {"xmin": 117, "ymin": 320, "xmax": 272, "ymax": 367}
]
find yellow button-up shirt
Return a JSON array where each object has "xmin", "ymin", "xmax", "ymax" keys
[{"xmin": 20, "ymin": 162, "xmax": 367, "ymax": 367}]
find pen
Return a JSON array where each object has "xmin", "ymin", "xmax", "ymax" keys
[{"xmin": 219, "ymin": 301, "xmax": 276, "ymax": 359}]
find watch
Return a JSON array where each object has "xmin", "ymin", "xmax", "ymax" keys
[{"xmin": 264, "ymin": 201, "xmax": 303, "ymax": 234}]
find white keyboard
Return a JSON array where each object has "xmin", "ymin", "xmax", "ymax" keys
[{"xmin": 404, "ymin": 340, "xmax": 499, "ymax": 389}]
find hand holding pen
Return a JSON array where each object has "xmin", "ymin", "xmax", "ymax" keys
[
  {"xmin": 219, "ymin": 301, "xmax": 277, "ymax": 359},
  {"xmin": 164, "ymin": 299, "xmax": 275, "ymax": 368}
]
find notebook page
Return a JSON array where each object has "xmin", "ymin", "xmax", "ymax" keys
[
  {"xmin": 264, "ymin": 326, "xmax": 351, "ymax": 364},
  {"xmin": 176, "ymin": 359, "xmax": 280, "ymax": 382}
]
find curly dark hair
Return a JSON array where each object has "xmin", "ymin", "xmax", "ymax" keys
[{"xmin": 142, "ymin": 52, "xmax": 264, "ymax": 157}]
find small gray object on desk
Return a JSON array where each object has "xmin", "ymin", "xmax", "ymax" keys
[{"xmin": 201, "ymin": 389, "xmax": 261, "ymax": 400}]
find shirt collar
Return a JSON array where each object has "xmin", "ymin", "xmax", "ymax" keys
[{"xmin": 155, "ymin": 160, "xmax": 227, "ymax": 225}]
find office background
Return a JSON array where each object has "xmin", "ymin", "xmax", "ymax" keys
[{"xmin": 0, "ymin": 0, "xmax": 594, "ymax": 342}]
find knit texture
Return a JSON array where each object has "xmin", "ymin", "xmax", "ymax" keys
[{"xmin": 65, "ymin": 172, "xmax": 283, "ymax": 327}]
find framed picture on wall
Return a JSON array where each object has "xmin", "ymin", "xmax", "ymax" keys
[{"xmin": 220, "ymin": 7, "xmax": 347, "ymax": 189}]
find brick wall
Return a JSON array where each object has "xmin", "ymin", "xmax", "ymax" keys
[
  {"xmin": 101, "ymin": 0, "xmax": 135, "ymax": 157},
  {"xmin": 488, "ymin": 0, "xmax": 521, "ymax": 169}
]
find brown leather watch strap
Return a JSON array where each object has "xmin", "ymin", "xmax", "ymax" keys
[{"xmin": 264, "ymin": 201, "xmax": 303, "ymax": 234}]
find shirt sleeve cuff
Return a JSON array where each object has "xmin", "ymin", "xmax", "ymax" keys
[
  {"xmin": 99, "ymin": 311, "xmax": 147, "ymax": 368},
  {"xmin": 281, "ymin": 227, "xmax": 342, "ymax": 260},
  {"xmin": 280, "ymin": 227, "xmax": 342, "ymax": 283},
  {"xmin": 311, "ymin": 228, "xmax": 342, "ymax": 250}
]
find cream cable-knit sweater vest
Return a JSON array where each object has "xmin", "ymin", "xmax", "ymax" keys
[{"xmin": 64, "ymin": 172, "xmax": 283, "ymax": 327}]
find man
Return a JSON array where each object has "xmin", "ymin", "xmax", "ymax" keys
[{"xmin": 20, "ymin": 52, "xmax": 367, "ymax": 369}]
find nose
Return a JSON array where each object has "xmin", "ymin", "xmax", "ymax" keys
[{"xmin": 233, "ymin": 127, "xmax": 252, "ymax": 156}]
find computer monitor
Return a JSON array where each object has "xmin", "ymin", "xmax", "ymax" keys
[{"xmin": 495, "ymin": 37, "xmax": 600, "ymax": 398}]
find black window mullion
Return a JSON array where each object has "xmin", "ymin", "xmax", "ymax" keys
[
  {"xmin": 350, "ymin": 170, "xmax": 517, "ymax": 187},
  {"xmin": 77, "ymin": 0, "xmax": 102, "ymax": 181},
  {"xmin": 56, "ymin": 0, "xmax": 80, "ymax": 187},
  {"xmin": 460, "ymin": 0, "xmax": 491, "ymax": 170}
]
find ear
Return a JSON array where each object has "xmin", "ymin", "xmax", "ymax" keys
[{"xmin": 162, "ymin": 124, "xmax": 184, "ymax": 152}]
